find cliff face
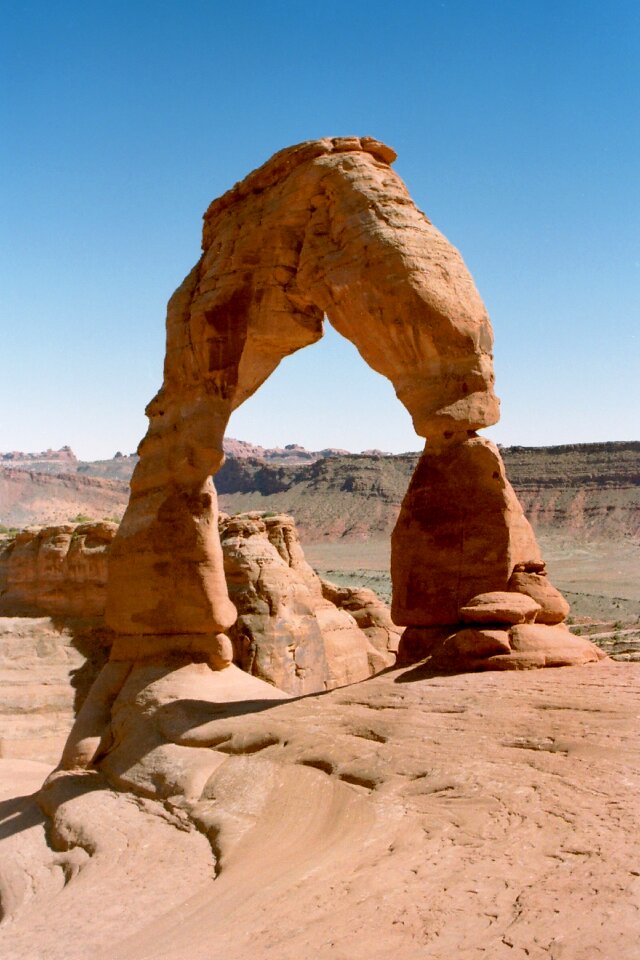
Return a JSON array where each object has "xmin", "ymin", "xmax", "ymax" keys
[
  {"xmin": 216, "ymin": 442, "xmax": 640, "ymax": 542},
  {"xmin": 0, "ymin": 522, "xmax": 117, "ymax": 618},
  {"xmin": 1, "ymin": 442, "xmax": 638, "ymax": 542},
  {"xmin": 501, "ymin": 442, "xmax": 640, "ymax": 540},
  {"xmin": 0, "ymin": 467, "xmax": 128, "ymax": 527}
]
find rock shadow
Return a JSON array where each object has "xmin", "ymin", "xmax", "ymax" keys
[{"xmin": 0, "ymin": 793, "xmax": 46, "ymax": 841}]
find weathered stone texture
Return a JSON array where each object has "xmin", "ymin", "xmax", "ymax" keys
[
  {"xmin": 94, "ymin": 137, "xmax": 599, "ymax": 695},
  {"xmin": 105, "ymin": 137, "xmax": 499, "ymax": 659},
  {"xmin": 391, "ymin": 437, "xmax": 542, "ymax": 627},
  {"xmin": 220, "ymin": 512, "xmax": 388, "ymax": 694},
  {"xmin": 0, "ymin": 522, "xmax": 116, "ymax": 619}
]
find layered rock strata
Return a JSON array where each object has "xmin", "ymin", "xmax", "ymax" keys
[{"xmin": 0, "ymin": 522, "xmax": 116, "ymax": 618}]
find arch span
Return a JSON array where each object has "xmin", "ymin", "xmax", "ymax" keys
[{"xmin": 103, "ymin": 137, "xmax": 596, "ymax": 673}]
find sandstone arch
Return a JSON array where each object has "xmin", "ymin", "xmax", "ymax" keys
[{"xmin": 102, "ymin": 137, "xmax": 603, "ymax": 673}]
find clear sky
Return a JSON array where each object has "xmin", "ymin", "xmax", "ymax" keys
[{"xmin": 1, "ymin": 0, "xmax": 638, "ymax": 459}]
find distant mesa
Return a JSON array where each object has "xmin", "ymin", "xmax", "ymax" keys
[
  {"xmin": 222, "ymin": 437, "xmax": 353, "ymax": 463},
  {"xmin": 1, "ymin": 439, "xmax": 638, "ymax": 542},
  {"xmin": 1, "ymin": 445, "xmax": 77, "ymax": 464}
]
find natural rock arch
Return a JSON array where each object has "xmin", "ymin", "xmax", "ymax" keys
[{"xmin": 102, "ymin": 137, "xmax": 603, "ymax": 673}]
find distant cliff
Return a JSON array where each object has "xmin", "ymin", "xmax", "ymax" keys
[{"xmin": 1, "ymin": 441, "xmax": 638, "ymax": 542}]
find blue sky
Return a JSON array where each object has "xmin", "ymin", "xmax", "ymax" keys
[{"xmin": 1, "ymin": 0, "xmax": 638, "ymax": 458}]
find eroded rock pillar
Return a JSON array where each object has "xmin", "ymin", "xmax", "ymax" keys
[
  {"xmin": 391, "ymin": 434, "xmax": 604, "ymax": 669},
  {"xmin": 391, "ymin": 435, "xmax": 541, "ymax": 627}
]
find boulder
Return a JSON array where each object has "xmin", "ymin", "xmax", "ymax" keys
[
  {"xmin": 508, "ymin": 624, "xmax": 607, "ymax": 667},
  {"xmin": 459, "ymin": 591, "xmax": 541, "ymax": 625},
  {"xmin": 446, "ymin": 628, "xmax": 512, "ymax": 658}
]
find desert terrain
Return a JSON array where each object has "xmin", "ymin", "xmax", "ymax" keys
[
  {"xmin": 0, "ymin": 440, "xmax": 638, "ymax": 958},
  {"xmin": 1, "ymin": 137, "xmax": 638, "ymax": 958}
]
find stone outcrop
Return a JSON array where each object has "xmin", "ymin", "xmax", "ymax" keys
[
  {"xmin": 0, "ymin": 522, "xmax": 117, "ymax": 618},
  {"xmin": 319, "ymin": 578, "xmax": 400, "ymax": 667},
  {"xmin": 220, "ymin": 512, "xmax": 391, "ymax": 694},
  {"xmin": 0, "ymin": 514, "xmax": 400, "ymax": 707}
]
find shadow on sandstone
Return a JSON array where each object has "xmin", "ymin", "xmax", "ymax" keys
[
  {"xmin": 50, "ymin": 619, "xmax": 113, "ymax": 715},
  {"xmin": 0, "ymin": 793, "xmax": 47, "ymax": 842}
]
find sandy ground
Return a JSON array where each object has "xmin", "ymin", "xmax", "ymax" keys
[{"xmin": 1, "ymin": 659, "xmax": 638, "ymax": 960}]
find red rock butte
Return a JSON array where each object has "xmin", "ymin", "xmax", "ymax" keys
[{"xmin": 96, "ymin": 136, "xmax": 603, "ymax": 674}]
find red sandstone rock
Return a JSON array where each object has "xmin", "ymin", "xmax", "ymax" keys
[
  {"xmin": 508, "ymin": 571, "xmax": 571, "ymax": 624},
  {"xmin": 320, "ymin": 579, "xmax": 401, "ymax": 665},
  {"xmin": 220, "ymin": 513, "xmax": 385, "ymax": 693},
  {"xmin": 391, "ymin": 437, "xmax": 542, "ymax": 628},
  {"xmin": 0, "ymin": 522, "xmax": 116, "ymax": 618},
  {"xmin": 444, "ymin": 627, "xmax": 512, "ymax": 658},
  {"xmin": 403, "ymin": 621, "xmax": 607, "ymax": 672},
  {"xmin": 508, "ymin": 623, "xmax": 606, "ymax": 667},
  {"xmin": 105, "ymin": 137, "xmax": 499, "ymax": 660},
  {"xmin": 459, "ymin": 591, "xmax": 541, "ymax": 625}
]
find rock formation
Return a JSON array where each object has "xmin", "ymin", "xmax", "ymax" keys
[
  {"xmin": 220, "ymin": 512, "xmax": 390, "ymax": 694},
  {"xmin": 104, "ymin": 135, "xmax": 500, "ymax": 663},
  {"xmin": 0, "ymin": 522, "xmax": 117, "ymax": 618},
  {"xmin": 52, "ymin": 136, "xmax": 604, "ymax": 796},
  {"xmin": 0, "ymin": 513, "xmax": 399, "ymax": 729}
]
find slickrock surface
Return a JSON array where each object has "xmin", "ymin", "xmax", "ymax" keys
[
  {"xmin": 1, "ymin": 661, "xmax": 637, "ymax": 959},
  {"xmin": 0, "ymin": 522, "xmax": 116, "ymax": 618}
]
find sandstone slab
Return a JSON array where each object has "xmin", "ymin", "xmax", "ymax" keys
[{"xmin": 459, "ymin": 590, "xmax": 541, "ymax": 625}]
